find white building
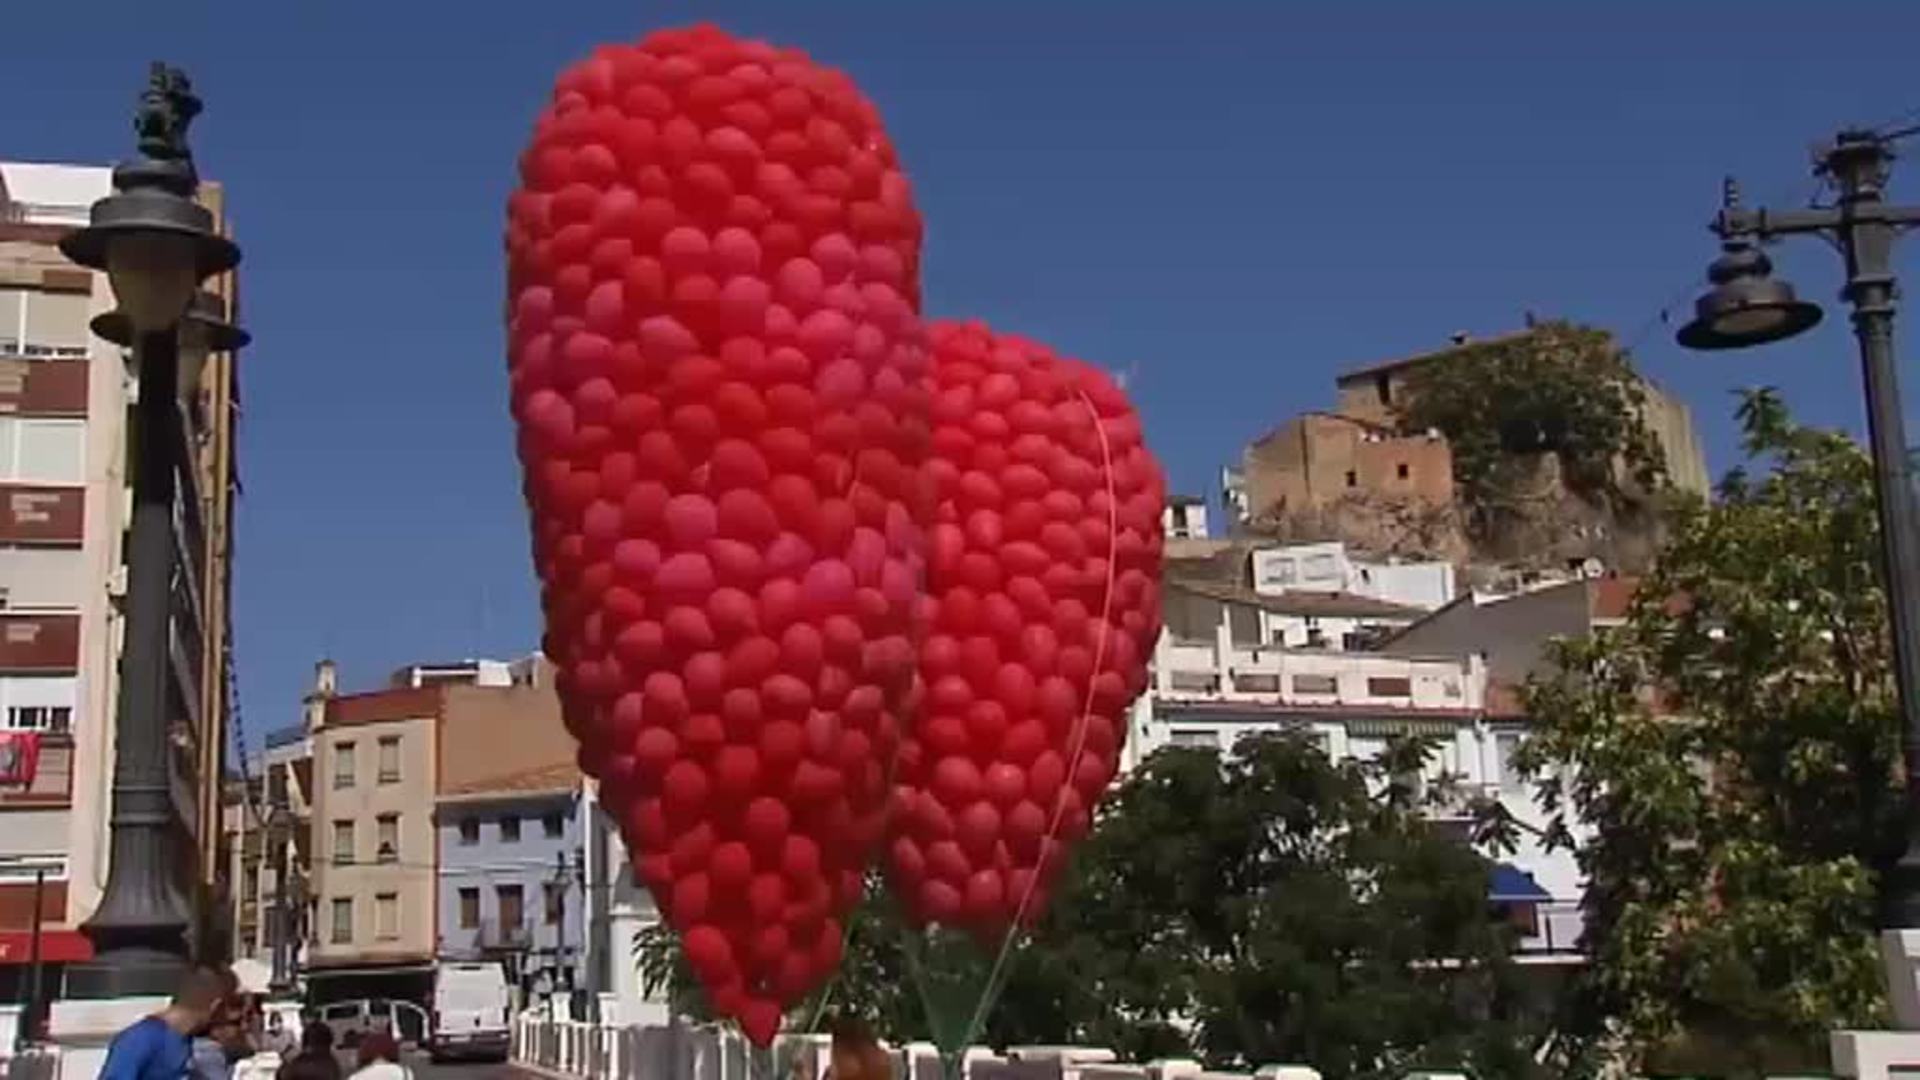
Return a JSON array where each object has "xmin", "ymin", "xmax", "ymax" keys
[
  {"xmin": 1126, "ymin": 575, "xmax": 1583, "ymax": 961},
  {"xmin": 1250, "ymin": 540, "xmax": 1455, "ymax": 610}
]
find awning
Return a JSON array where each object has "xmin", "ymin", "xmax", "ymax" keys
[
  {"xmin": 0, "ymin": 929, "xmax": 92, "ymax": 964},
  {"xmin": 1489, "ymin": 862, "xmax": 1552, "ymax": 903}
]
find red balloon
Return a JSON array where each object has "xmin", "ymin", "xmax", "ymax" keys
[
  {"xmin": 886, "ymin": 321, "xmax": 1164, "ymax": 941},
  {"xmin": 506, "ymin": 24, "xmax": 926, "ymax": 1042}
]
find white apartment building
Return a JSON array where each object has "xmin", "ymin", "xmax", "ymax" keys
[{"xmin": 1133, "ymin": 538, "xmax": 1581, "ymax": 960}]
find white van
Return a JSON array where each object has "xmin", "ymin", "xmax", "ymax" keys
[{"xmin": 428, "ymin": 962, "xmax": 512, "ymax": 1062}]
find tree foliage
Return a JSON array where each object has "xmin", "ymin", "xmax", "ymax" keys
[
  {"xmin": 634, "ymin": 734, "xmax": 1541, "ymax": 1078},
  {"xmin": 1392, "ymin": 322, "xmax": 1668, "ymax": 515},
  {"xmin": 1520, "ymin": 388, "xmax": 1899, "ymax": 1076}
]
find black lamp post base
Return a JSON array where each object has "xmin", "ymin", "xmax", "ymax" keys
[{"xmin": 64, "ymin": 947, "xmax": 189, "ymax": 1000}]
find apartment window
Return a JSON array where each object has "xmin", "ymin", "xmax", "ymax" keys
[
  {"xmin": 545, "ymin": 881, "xmax": 566, "ymax": 926},
  {"xmin": 0, "ymin": 288, "xmax": 90, "ymax": 359},
  {"xmin": 1344, "ymin": 469, "xmax": 1357, "ymax": 488},
  {"xmin": 377, "ymin": 736, "xmax": 400, "ymax": 783},
  {"xmin": 1290, "ymin": 673, "xmax": 1338, "ymax": 695},
  {"xmin": 1366, "ymin": 676, "xmax": 1413, "ymax": 698},
  {"xmin": 499, "ymin": 816, "xmax": 521, "ymax": 843},
  {"xmin": 1168, "ymin": 729, "xmax": 1220, "ymax": 750},
  {"xmin": 1497, "ymin": 732, "xmax": 1526, "ymax": 795},
  {"xmin": 542, "ymin": 812, "xmax": 565, "ymax": 839},
  {"xmin": 498, "ymin": 885, "xmax": 524, "ymax": 932},
  {"xmin": 459, "ymin": 887, "xmax": 480, "ymax": 929},
  {"xmin": 376, "ymin": 814, "xmax": 399, "ymax": 863},
  {"xmin": 0, "ymin": 418, "xmax": 85, "ymax": 486},
  {"xmin": 458, "ymin": 818, "xmax": 479, "ymax": 846},
  {"xmin": 333, "ymin": 742, "xmax": 356, "ymax": 789},
  {"xmin": 1227, "ymin": 604, "xmax": 1261, "ymax": 646},
  {"xmin": 331, "ymin": 820, "xmax": 353, "ymax": 865},
  {"xmin": 330, "ymin": 897, "xmax": 352, "ymax": 944},
  {"xmin": 374, "ymin": 893, "xmax": 398, "ymax": 940},
  {"xmin": 4, "ymin": 705, "xmax": 71, "ymax": 732},
  {"xmin": 1396, "ymin": 462, "xmax": 1410, "ymax": 479},
  {"xmin": 0, "ymin": 676, "xmax": 78, "ymax": 733}
]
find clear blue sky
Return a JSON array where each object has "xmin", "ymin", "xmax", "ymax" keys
[{"xmin": 5, "ymin": 3, "xmax": 1919, "ymax": 746}]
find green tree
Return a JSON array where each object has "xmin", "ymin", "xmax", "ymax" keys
[
  {"xmin": 1521, "ymin": 389, "xmax": 1899, "ymax": 1076},
  {"xmin": 632, "ymin": 733, "xmax": 1539, "ymax": 1078},
  {"xmin": 1392, "ymin": 322, "xmax": 1668, "ymax": 520}
]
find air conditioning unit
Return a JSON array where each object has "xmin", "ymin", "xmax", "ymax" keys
[{"xmin": 106, "ymin": 566, "xmax": 127, "ymax": 597}]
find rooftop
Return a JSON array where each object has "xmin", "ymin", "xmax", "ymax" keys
[
  {"xmin": 1169, "ymin": 577, "xmax": 1427, "ymax": 620},
  {"xmin": 1334, "ymin": 327, "xmax": 1544, "ymax": 385}
]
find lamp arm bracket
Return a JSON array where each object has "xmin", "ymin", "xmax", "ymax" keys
[{"xmin": 1722, "ymin": 204, "xmax": 1920, "ymax": 240}]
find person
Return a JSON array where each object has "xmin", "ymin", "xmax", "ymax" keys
[
  {"xmin": 99, "ymin": 967, "xmax": 227, "ymax": 1080},
  {"xmin": 823, "ymin": 1015, "xmax": 892, "ymax": 1080},
  {"xmin": 275, "ymin": 1022, "xmax": 342, "ymax": 1080},
  {"xmin": 191, "ymin": 969, "xmax": 255, "ymax": 1080},
  {"xmin": 347, "ymin": 1031, "xmax": 408, "ymax": 1080},
  {"xmin": 190, "ymin": 1012, "xmax": 246, "ymax": 1080}
]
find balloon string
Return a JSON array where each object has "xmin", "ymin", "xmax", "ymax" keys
[{"xmin": 955, "ymin": 387, "xmax": 1121, "ymax": 1051}]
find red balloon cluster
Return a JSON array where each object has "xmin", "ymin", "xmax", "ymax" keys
[
  {"xmin": 503, "ymin": 25, "xmax": 929, "ymax": 1044},
  {"xmin": 886, "ymin": 322, "xmax": 1165, "ymax": 940}
]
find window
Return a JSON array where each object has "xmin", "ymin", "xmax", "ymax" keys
[
  {"xmin": 0, "ymin": 419, "xmax": 86, "ymax": 485},
  {"xmin": 376, "ymin": 815, "xmax": 398, "ymax": 863},
  {"xmin": 1344, "ymin": 469, "xmax": 1358, "ymax": 488},
  {"xmin": 267, "ymin": 764, "xmax": 289, "ymax": 808},
  {"xmin": 542, "ymin": 812, "xmax": 565, "ymax": 839},
  {"xmin": 1302, "ymin": 555, "xmax": 1338, "ymax": 581},
  {"xmin": 331, "ymin": 820, "xmax": 353, "ymax": 865},
  {"xmin": 330, "ymin": 897, "xmax": 352, "ymax": 944},
  {"xmin": 333, "ymin": 742, "xmax": 355, "ymax": 789},
  {"xmin": 1396, "ymin": 462, "xmax": 1410, "ymax": 479},
  {"xmin": 497, "ymin": 885, "xmax": 524, "ymax": 932},
  {"xmin": 499, "ymin": 816, "xmax": 521, "ymax": 843},
  {"xmin": 1168, "ymin": 729, "xmax": 1219, "ymax": 749},
  {"xmin": 545, "ymin": 881, "xmax": 566, "ymax": 926},
  {"xmin": 1366, "ymin": 676, "xmax": 1413, "ymax": 698},
  {"xmin": 1497, "ymin": 732, "xmax": 1526, "ymax": 795},
  {"xmin": 1374, "ymin": 372, "xmax": 1393, "ymax": 407},
  {"xmin": 377, "ymin": 736, "xmax": 400, "ymax": 783},
  {"xmin": 243, "ymin": 866, "xmax": 259, "ymax": 902},
  {"xmin": 458, "ymin": 818, "xmax": 480, "ymax": 846},
  {"xmin": 374, "ymin": 893, "xmax": 398, "ymax": 940},
  {"xmin": 4, "ymin": 705, "xmax": 71, "ymax": 732},
  {"xmin": 1290, "ymin": 673, "xmax": 1338, "ymax": 695},
  {"xmin": 1227, "ymin": 604, "xmax": 1261, "ymax": 646},
  {"xmin": 459, "ymin": 888, "xmax": 480, "ymax": 929},
  {"xmin": 0, "ymin": 288, "xmax": 90, "ymax": 359}
]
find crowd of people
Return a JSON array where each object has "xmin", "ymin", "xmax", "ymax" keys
[{"xmin": 96, "ymin": 967, "xmax": 412, "ymax": 1080}]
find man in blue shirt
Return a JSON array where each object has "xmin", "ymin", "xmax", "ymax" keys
[{"xmin": 98, "ymin": 968, "xmax": 227, "ymax": 1080}]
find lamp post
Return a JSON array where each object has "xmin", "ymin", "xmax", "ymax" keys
[
  {"xmin": 58, "ymin": 63, "xmax": 243, "ymax": 999},
  {"xmin": 1676, "ymin": 128, "xmax": 1920, "ymax": 978}
]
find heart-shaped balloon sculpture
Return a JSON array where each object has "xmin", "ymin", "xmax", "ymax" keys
[
  {"xmin": 504, "ymin": 25, "xmax": 930, "ymax": 1043},
  {"xmin": 887, "ymin": 322, "xmax": 1164, "ymax": 940},
  {"xmin": 507, "ymin": 24, "xmax": 1166, "ymax": 1046}
]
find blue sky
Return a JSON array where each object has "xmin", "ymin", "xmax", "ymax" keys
[{"xmin": 5, "ymin": 3, "xmax": 1919, "ymax": 746}]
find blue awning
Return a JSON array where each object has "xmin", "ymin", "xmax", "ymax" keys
[{"xmin": 1489, "ymin": 862, "xmax": 1551, "ymax": 903}]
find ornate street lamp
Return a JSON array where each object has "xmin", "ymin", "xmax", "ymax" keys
[
  {"xmin": 58, "ymin": 62, "xmax": 245, "ymax": 999},
  {"xmin": 1677, "ymin": 130, "xmax": 1920, "ymax": 951}
]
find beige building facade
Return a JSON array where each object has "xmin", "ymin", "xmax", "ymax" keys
[
  {"xmin": 0, "ymin": 161, "xmax": 241, "ymax": 982},
  {"xmin": 307, "ymin": 686, "xmax": 440, "ymax": 973}
]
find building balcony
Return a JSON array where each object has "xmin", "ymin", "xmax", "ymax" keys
[{"xmin": 1155, "ymin": 637, "xmax": 1484, "ymax": 714}]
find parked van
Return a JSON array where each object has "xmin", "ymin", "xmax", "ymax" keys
[{"xmin": 428, "ymin": 962, "xmax": 513, "ymax": 1062}]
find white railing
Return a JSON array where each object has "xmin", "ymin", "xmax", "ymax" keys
[{"xmin": 510, "ymin": 1009, "xmax": 1331, "ymax": 1080}]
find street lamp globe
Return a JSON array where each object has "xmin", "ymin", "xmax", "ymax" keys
[{"xmin": 1677, "ymin": 238, "xmax": 1824, "ymax": 350}]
